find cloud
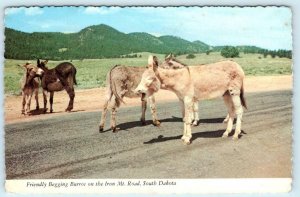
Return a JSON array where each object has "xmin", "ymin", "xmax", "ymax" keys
[
  {"xmin": 5, "ymin": 7, "xmax": 43, "ymax": 16},
  {"xmin": 149, "ymin": 32, "xmax": 162, "ymax": 37},
  {"xmin": 83, "ymin": 7, "xmax": 120, "ymax": 15},
  {"xmin": 5, "ymin": 7, "xmax": 24, "ymax": 15},
  {"xmin": 24, "ymin": 7, "xmax": 44, "ymax": 16}
]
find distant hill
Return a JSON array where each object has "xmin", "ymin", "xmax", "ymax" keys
[
  {"xmin": 5, "ymin": 24, "xmax": 268, "ymax": 60},
  {"xmin": 4, "ymin": 24, "xmax": 210, "ymax": 60}
]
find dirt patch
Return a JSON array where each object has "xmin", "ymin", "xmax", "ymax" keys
[{"xmin": 5, "ymin": 75, "xmax": 292, "ymax": 124}]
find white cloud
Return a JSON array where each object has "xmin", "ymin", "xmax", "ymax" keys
[
  {"xmin": 5, "ymin": 7, "xmax": 24, "ymax": 15},
  {"xmin": 141, "ymin": 7, "xmax": 292, "ymax": 50},
  {"xmin": 83, "ymin": 7, "xmax": 120, "ymax": 15},
  {"xmin": 40, "ymin": 23, "xmax": 50, "ymax": 29},
  {"xmin": 149, "ymin": 32, "xmax": 162, "ymax": 37},
  {"xmin": 24, "ymin": 7, "xmax": 44, "ymax": 16},
  {"xmin": 4, "ymin": 7, "xmax": 43, "ymax": 16}
]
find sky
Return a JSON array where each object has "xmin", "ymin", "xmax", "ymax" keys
[{"xmin": 4, "ymin": 6, "xmax": 292, "ymax": 50}]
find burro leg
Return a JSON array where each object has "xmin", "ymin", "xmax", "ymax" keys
[
  {"xmin": 35, "ymin": 88, "xmax": 39, "ymax": 110},
  {"xmin": 43, "ymin": 89, "xmax": 47, "ymax": 113},
  {"xmin": 181, "ymin": 96, "xmax": 193, "ymax": 145},
  {"xmin": 140, "ymin": 99, "xmax": 147, "ymax": 125},
  {"xmin": 192, "ymin": 100, "xmax": 199, "ymax": 126},
  {"xmin": 222, "ymin": 93, "xmax": 235, "ymax": 138},
  {"xmin": 149, "ymin": 95, "xmax": 160, "ymax": 126},
  {"xmin": 49, "ymin": 91, "xmax": 54, "ymax": 113},
  {"xmin": 22, "ymin": 93, "xmax": 26, "ymax": 114},
  {"xmin": 99, "ymin": 99, "xmax": 109, "ymax": 132},
  {"xmin": 232, "ymin": 94, "xmax": 243, "ymax": 140}
]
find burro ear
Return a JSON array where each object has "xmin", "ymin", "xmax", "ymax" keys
[
  {"xmin": 148, "ymin": 55, "xmax": 159, "ymax": 70},
  {"xmin": 148, "ymin": 55, "xmax": 154, "ymax": 67},
  {"xmin": 153, "ymin": 56, "xmax": 159, "ymax": 67},
  {"xmin": 44, "ymin": 60, "xmax": 48, "ymax": 64},
  {"xmin": 165, "ymin": 53, "xmax": 173, "ymax": 61},
  {"xmin": 37, "ymin": 59, "xmax": 40, "ymax": 65}
]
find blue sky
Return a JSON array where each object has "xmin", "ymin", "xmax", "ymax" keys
[{"xmin": 4, "ymin": 6, "xmax": 292, "ymax": 50}]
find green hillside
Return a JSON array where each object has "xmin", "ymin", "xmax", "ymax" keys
[
  {"xmin": 5, "ymin": 24, "xmax": 291, "ymax": 60},
  {"xmin": 4, "ymin": 24, "xmax": 210, "ymax": 60}
]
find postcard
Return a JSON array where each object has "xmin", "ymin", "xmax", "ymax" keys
[{"xmin": 3, "ymin": 6, "xmax": 292, "ymax": 194}]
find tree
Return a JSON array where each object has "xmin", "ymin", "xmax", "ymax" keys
[{"xmin": 221, "ymin": 46, "xmax": 239, "ymax": 58}]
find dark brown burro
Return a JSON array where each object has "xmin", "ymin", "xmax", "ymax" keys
[{"xmin": 37, "ymin": 59, "xmax": 77, "ymax": 113}]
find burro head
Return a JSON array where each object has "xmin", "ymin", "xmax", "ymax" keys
[
  {"xmin": 161, "ymin": 53, "xmax": 186, "ymax": 69},
  {"xmin": 37, "ymin": 59, "xmax": 48, "ymax": 68},
  {"xmin": 134, "ymin": 55, "xmax": 161, "ymax": 97},
  {"xmin": 19, "ymin": 62, "xmax": 44, "ymax": 83}
]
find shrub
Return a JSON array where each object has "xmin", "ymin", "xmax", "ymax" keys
[
  {"xmin": 186, "ymin": 54, "xmax": 196, "ymax": 59},
  {"xmin": 221, "ymin": 46, "xmax": 239, "ymax": 58}
]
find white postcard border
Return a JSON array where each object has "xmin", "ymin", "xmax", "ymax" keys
[{"xmin": 5, "ymin": 178, "xmax": 292, "ymax": 194}]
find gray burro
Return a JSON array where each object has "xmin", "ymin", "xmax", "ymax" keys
[{"xmin": 99, "ymin": 64, "xmax": 160, "ymax": 133}]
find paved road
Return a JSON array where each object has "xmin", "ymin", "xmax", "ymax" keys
[{"xmin": 5, "ymin": 90, "xmax": 292, "ymax": 179}]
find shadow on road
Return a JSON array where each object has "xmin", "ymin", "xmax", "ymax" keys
[
  {"xmin": 29, "ymin": 108, "xmax": 85, "ymax": 116},
  {"xmin": 144, "ymin": 129, "xmax": 246, "ymax": 144},
  {"xmin": 143, "ymin": 130, "xmax": 225, "ymax": 144},
  {"xmin": 164, "ymin": 116, "xmax": 225, "ymax": 124},
  {"xmin": 102, "ymin": 116, "xmax": 227, "ymax": 133}
]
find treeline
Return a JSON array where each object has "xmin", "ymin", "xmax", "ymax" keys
[
  {"xmin": 4, "ymin": 25, "xmax": 209, "ymax": 60},
  {"xmin": 5, "ymin": 25, "xmax": 291, "ymax": 60},
  {"xmin": 259, "ymin": 49, "xmax": 292, "ymax": 59},
  {"xmin": 243, "ymin": 48, "xmax": 292, "ymax": 59},
  {"xmin": 213, "ymin": 46, "xmax": 292, "ymax": 59}
]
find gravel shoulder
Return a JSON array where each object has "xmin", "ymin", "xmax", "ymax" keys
[{"xmin": 4, "ymin": 75, "xmax": 292, "ymax": 124}]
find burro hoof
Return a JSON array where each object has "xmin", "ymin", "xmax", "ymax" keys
[
  {"xmin": 153, "ymin": 120, "xmax": 161, "ymax": 127},
  {"xmin": 65, "ymin": 108, "xmax": 72, "ymax": 112},
  {"xmin": 183, "ymin": 139, "xmax": 191, "ymax": 145},
  {"xmin": 222, "ymin": 133, "xmax": 228, "ymax": 138},
  {"xmin": 99, "ymin": 126, "xmax": 104, "ymax": 133},
  {"xmin": 112, "ymin": 127, "xmax": 120, "ymax": 133},
  {"xmin": 181, "ymin": 136, "xmax": 191, "ymax": 145},
  {"xmin": 192, "ymin": 120, "xmax": 198, "ymax": 127},
  {"xmin": 140, "ymin": 118, "xmax": 146, "ymax": 125},
  {"xmin": 232, "ymin": 135, "xmax": 239, "ymax": 140}
]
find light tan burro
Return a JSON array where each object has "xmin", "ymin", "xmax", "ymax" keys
[
  {"xmin": 135, "ymin": 55, "xmax": 247, "ymax": 145},
  {"xmin": 19, "ymin": 62, "xmax": 44, "ymax": 115}
]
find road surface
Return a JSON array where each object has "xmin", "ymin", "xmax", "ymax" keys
[{"xmin": 5, "ymin": 90, "xmax": 292, "ymax": 179}]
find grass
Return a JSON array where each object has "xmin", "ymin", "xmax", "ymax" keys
[{"xmin": 4, "ymin": 52, "xmax": 292, "ymax": 95}]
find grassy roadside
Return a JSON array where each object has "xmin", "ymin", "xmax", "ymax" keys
[{"xmin": 4, "ymin": 52, "xmax": 292, "ymax": 95}]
